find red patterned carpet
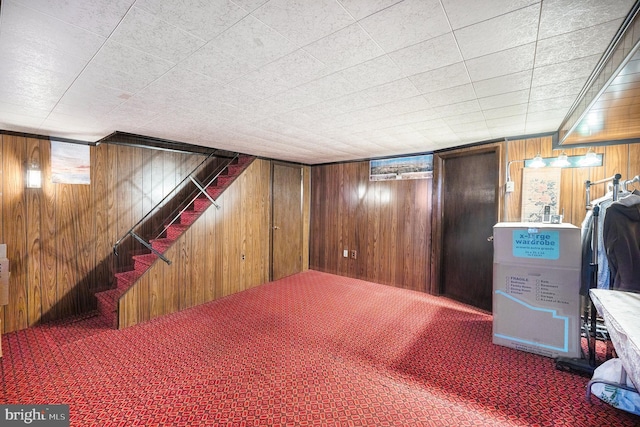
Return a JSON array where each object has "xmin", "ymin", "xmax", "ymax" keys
[{"xmin": 1, "ymin": 270, "xmax": 638, "ymax": 426}]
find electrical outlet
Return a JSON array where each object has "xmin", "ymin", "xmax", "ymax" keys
[
  {"xmin": 505, "ymin": 181, "xmax": 515, "ymax": 193},
  {"xmin": 343, "ymin": 249, "xmax": 349, "ymax": 258},
  {"xmin": 350, "ymin": 250, "xmax": 357, "ymax": 259}
]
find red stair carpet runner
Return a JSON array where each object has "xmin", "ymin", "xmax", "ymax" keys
[
  {"xmin": 1, "ymin": 271, "xmax": 638, "ymax": 426},
  {"xmin": 95, "ymin": 154, "xmax": 254, "ymax": 327}
]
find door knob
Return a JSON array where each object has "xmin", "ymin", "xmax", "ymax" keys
[
  {"xmin": 273, "ymin": 226, "xmax": 280, "ymax": 230},
  {"xmin": 487, "ymin": 235, "xmax": 494, "ymax": 242}
]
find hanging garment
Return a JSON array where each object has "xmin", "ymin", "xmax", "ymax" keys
[
  {"xmin": 580, "ymin": 209, "xmax": 593, "ymax": 295},
  {"xmin": 603, "ymin": 192, "xmax": 640, "ymax": 292},
  {"xmin": 596, "ymin": 198, "xmax": 615, "ymax": 289}
]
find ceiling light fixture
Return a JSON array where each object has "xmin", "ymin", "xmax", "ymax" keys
[
  {"xmin": 579, "ymin": 148, "xmax": 600, "ymax": 166},
  {"xmin": 552, "ymin": 151, "xmax": 570, "ymax": 167},
  {"xmin": 528, "ymin": 153, "xmax": 546, "ymax": 168}
]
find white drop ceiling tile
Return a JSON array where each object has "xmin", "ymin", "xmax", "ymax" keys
[
  {"xmin": 359, "ymin": 0, "xmax": 449, "ymax": 52},
  {"xmin": 531, "ymin": 54, "xmax": 601, "ymax": 87},
  {"xmin": 424, "ymin": 83, "xmax": 476, "ymax": 108},
  {"xmin": 472, "ymin": 69, "xmax": 532, "ymax": 98},
  {"xmin": 525, "ymin": 108, "xmax": 568, "ymax": 123},
  {"xmin": 455, "ymin": 4, "xmax": 539, "ymax": 60},
  {"xmin": 2, "ymin": 1, "xmax": 106, "ymax": 61},
  {"xmin": 231, "ymin": 50, "xmax": 330, "ymax": 98},
  {"xmin": 529, "ymin": 78, "xmax": 585, "ymax": 102},
  {"xmin": 526, "ymin": 95, "xmax": 576, "ymax": 113},
  {"xmin": 441, "ymin": 0, "xmax": 539, "ymax": 30},
  {"xmin": 0, "ymin": 58, "xmax": 76, "ymax": 97},
  {"xmin": 252, "ymin": 0, "xmax": 354, "ymax": 47},
  {"xmin": 327, "ymin": 92, "xmax": 382, "ymax": 113},
  {"xmin": 389, "ymin": 33, "xmax": 462, "ymax": 76},
  {"xmin": 433, "ymin": 99, "xmax": 481, "ymax": 119},
  {"xmin": 524, "ymin": 121, "xmax": 558, "ymax": 135},
  {"xmin": 409, "ymin": 62, "xmax": 470, "ymax": 95},
  {"xmin": 0, "ymin": 86, "xmax": 60, "ymax": 111},
  {"xmin": 14, "ymin": 0, "xmax": 132, "ymax": 38},
  {"xmin": 134, "ymin": 0, "xmax": 247, "ymax": 41},
  {"xmin": 442, "ymin": 111, "xmax": 486, "ymax": 126},
  {"xmin": 478, "ymin": 89, "xmax": 530, "ymax": 110},
  {"xmin": 535, "ymin": 20, "xmax": 623, "ymax": 67},
  {"xmin": 179, "ymin": 43, "xmax": 253, "ymax": 83},
  {"xmin": 79, "ymin": 41, "xmax": 174, "ymax": 93},
  {"xmin": 231, "ymin": 0, "xmax": 269, "ymax": 13},
  {"xmin": 268, "ymin": 87, "xmax": 324, "ymax": 112},
  {"xmin": 303, "ymin": 24, "xmax": 385, "ymax": 73},
  {"xmin": 56, "ymin": 83, "xmax": 129, "ymax": 115},
  {"xmin": 486, "ymin": 115, "xmax": 526, "ymax": 129},
  {"xmin": 394, "ymin": 109, "xmax": 442, "ymax": 126},
  {"xmin": 110, "ymin": 6, "xmax": 205, "ymax": 63},
  {"xmin": 538, "ymin": 0, "xmax": 635, "ymax": 40},
  {"xmin": 456, "ymin": 128, "xmax": 492, "ymax": 141},
  {"xmin": 105, "ymin": 103, "xmax": 162, "ymax": 128},
  {"xmin": 339, "ymin": 56, "xmax": 405, "ymax": 92},
  {"xmin": 294, "ymin": 101, "xmax": 347, "ymax": 120},
  {"xmin": 337, "ymin": 0, "xmax": 401, "ymax": 20},
  {"xmin": 446, "ymin": 119, "xmax": 487, "ymax": 133},
  {"xmin": 481, "ymin": 103, "xmax": 528, "ymax": 120},
  {"xmin": 465, "ymin": 42, "xmax": 535, "ymax": 81},
  {"xmin": 230, "ymin": 69, "xmax": 293, "ymax": 99},
  {"xmin": 296, "ymin": 74, "xmax": 358, "ymax": 102},
  {"xmin": 0, "ymin": 32, "xmax": 88, "ymax": 77},
  {"xmin": 358, "ymin": 78, "xmax": 420, "ymax": 107},
  {"xmin": 382, "ymin": 96, "xmax": 432, "ymax": 115},
  {"xmin": 0, "ymin": 110, "xmax": 44, "ymax": 128},
  {"xmin": 209, "ymin": 15, "xmax": 298, "ymax": 69}
]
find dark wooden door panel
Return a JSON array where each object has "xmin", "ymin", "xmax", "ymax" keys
[
  {"xmin": 272, "ymin": 163, "xmax": 302, "ymax": 280},
  {"xmin": 441, "ymin": 151, "xmax": 498, "ymax": 311}
]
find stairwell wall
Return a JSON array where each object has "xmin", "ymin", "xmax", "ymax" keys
[
  {"xmin": 0, "ymin": 133, "xmax": 213, "ymax": 333},
  {"xmin": 118, "ymin": 159, "xmax": 272, "ymax": 328}
]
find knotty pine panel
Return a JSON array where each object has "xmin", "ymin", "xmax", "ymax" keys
[
  {"xmin": 310, "ymin": 160, "xmax": 431, "ymax": 292},
  {"xmin": 117, "ymin": 159, "xmax": 272, "ymax": 329},
  {"xmin": 26, "ymin": 138, "xmax": 42, "ymax": 327},
  {"xmin": 40, "ymin": 140, "xmax": 57, "ymax": 323},
  {"xmin": 3, "ymin": 135, "xmax": 28, "ymax": 332}
]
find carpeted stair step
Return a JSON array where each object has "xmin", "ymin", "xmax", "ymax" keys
[
  {"xmin": 132, "ymin": 253, "xmax": 158, "ymax": 271},
  {"xmin": 166, "ymin": 223, "xmax": 189, "ymax": 240},
  {"xmin": 193, "ymin": 196, "xmax": 212, "ymax": 211},
  {"xmin": 206, "ymin": 186, "xmax": 223, "ymax": 200},
  {"xmin": 180, "ymin": 210, "xmax": 201, "ymax": 225},
  {"xmin": 114, "ymin": 270, "xmax": 142, "ymax": 290},
  {"xmin": 216, "ymin": 176, "xmax": 234, "ymax": 187},
  {"xmin": 150, "ymin": 238, "xmax": 173, "ymax": 253},
  {"xmin": 226, "ymin": 164, "xmax": 244, "ymax": 176}
]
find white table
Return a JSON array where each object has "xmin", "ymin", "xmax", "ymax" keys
[{"xmin": 589, "ymin": 289, "xmax": 640, "ymax": 390}]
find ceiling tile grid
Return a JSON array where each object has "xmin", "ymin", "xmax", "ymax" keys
[{"xmin": 0, "ymin": 0, "xmax": 636, "ymax": 163}]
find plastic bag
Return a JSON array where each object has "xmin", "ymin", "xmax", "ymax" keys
[{"xmin": 590, "ymin": 358, "xmax": 640, "ymax": 415}]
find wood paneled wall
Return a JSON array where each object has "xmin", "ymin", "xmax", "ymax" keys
[
  {"xmin": 0, "ymin": 134, "xmax": 207, "ymax": 333},
  {"xmin": 309, "ymin": 138, "xmax": 640, "ymax": 298},
  {"xmin": 309, "ymin": 161, "xmax": 431, "ymax": 292},
  {"xmin": 118, "ymin": 159, "xmax": 272, "ymax": 328},
  {"xmin": 504, "ymin": 136, "xmax": 640, "ymax": 227}
]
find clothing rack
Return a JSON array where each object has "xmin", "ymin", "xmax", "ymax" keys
[
  {"xmin": 622, "ymin": 174, "xmax": 640, "ymax": 189},
  {"xmin": 556, "ymin": 173, "xmax": 621, "ymax": 375}
]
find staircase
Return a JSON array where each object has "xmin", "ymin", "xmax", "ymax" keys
[{"xmin": 96, "ymin": 153, "xmax": 254, "ymax": 328}]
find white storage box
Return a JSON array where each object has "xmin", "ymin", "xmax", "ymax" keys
[{"xmin": 492, "ymin": 223, "xmax": 581, "ymax": 358}]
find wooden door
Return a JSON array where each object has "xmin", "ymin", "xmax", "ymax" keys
[
  {"xmin": 272, "ymin": 163, "xmax": 303, "ymax": 280},
  {"xmin": 440, "ymin": 149, "xmax": 499, "ymax": 311}
]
